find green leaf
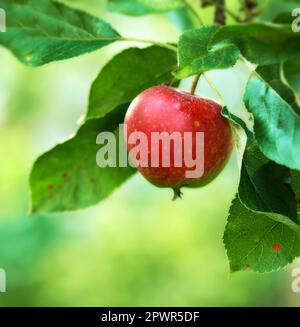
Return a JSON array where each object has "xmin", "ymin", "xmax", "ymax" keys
[
  {"xmin": 226, "ymin": 104, "xmax": 300, "ymax": 228},
  {"xmin": 284, "ymin": 56, "xmax": 300, "ymax": 93},
  {"xmin": 291, "ymin": 170, "xmax": 300, "ymax": 202},
  {"xmin": 30, "ymin": 105, "xmax": 135, "ymax": 213},
  {"xmin": 0, "ymin": 0, "xmax": 121, "ymax": 66},
  {"xmin": 214, "ymin": 24, "xmax": 300, "ymax": 66},
  {"xmin": 259, "ymin": 0, "xmax": 299, "ymax": 22},
  {"xmin": 227, "ymin": 109, "xmax": 300, "ymax": 231},
  {"xmin": 175, "ymin": 24, "xmax": 300, "ymax": 78},
  {"xmin": 224, "ymin": 197, "xmax": 300, "ymax": 273},
  {"xmin": 107, "ymin": 0, "xmax": 184, "ymax": 16},
  {"xmin": 175, "ymin": 25, "xmax": 240, "ymax": 78},
  {"xmin": 291, "ymin": 170, "xmax": 300, "ymax": 223},
  {"xmin": 273, "ymin": 12, "xmax": 295, "ymax": 25},
  {"xmin": 244, "ymin": 73, "xmax": 300, "ymax": 170},
  {"xmin": 87, "ymin": 46, "xmax": 177, "ymax": 120},
  {"xmin": 239, "ymin": 142, "xmax": 297, "ymax": 220},
  {"xmin": 224, "ymin": 102, "xmax": 300, "ymax": 272},
  {"xmin": 223, "ymin": 61, "xmax": 300, "ymax": 272},
  {"xmin": 256, "ymin": 65, "xmax": 300, "ymax": 115}
]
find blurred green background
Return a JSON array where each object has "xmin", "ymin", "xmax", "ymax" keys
[{"xmin": 0, "ymin": 0, "xmax": 299, "ymax": 306}]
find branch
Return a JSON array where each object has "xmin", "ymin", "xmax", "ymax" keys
[
  {"xmin": 243, "ymin": 0, "xmax": 257, "ymax": 22},
  {"xmin": 121, "ymin": 37, "xmax": 177, "ymax": 52},
  {"xmin": 215, "ymin": 0, "xmax": 226, "ymax": 25}
]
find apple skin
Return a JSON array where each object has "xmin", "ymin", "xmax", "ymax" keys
[{"xmin": 124, "ymin": 85, "xmax": 233, "ymax": 190}]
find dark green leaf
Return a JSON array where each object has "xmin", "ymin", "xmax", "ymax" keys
[
  {"xmin": 239, "ymin": 142, "xmax": 297, "ymax": 220},
  {"xmin": 291, "ymin": 170, "xmax": 300, "ymax": 223},
  {"xmin": 225, "ymin": 102, "xmax": 299, "ymax": 224},
  {"xmin": 244, "ymin": 74, "xmax": 300, "ymax": 170},
  {"xmin": 214, "ymin": 24, "xmax": 300, "ymax": 67},
  {"xmin": 259, "ymin": 0, "xmax": 299, "ymax": 22},
  {"xmin": 176, "ymin": 24, "xmax": 300, "ymax": 78},
  {"xmin": 0, "ymin": 0, "xmax": 121, "ymax": 66},
  {"xmin": 273, "ymin": 12, "xmax": 295, "ymax": 24},
  {"xmin": 284, "ymin": 56, "xmax": 300, "ymax": 93},
  {"xmin": 224, "ymin": 197, "xmax": 300, "ymax": 273},
  {"xmin": 256, "ymin": 65, "xmax": 300, "ymax": 115},
  {"xmin": 107, "ymin": 0, "xmax": 184, "ymax": 16},
  {"xmin": 87, "ymin": 46, "xmax": 177, "ymax": 120},
  {"xmin": 291, "ymin": 170, "xmax": 300, "ymax": 202},
  {"xmin": 30, "ymin": 105, "xmax": 135, "ymax": 213}
]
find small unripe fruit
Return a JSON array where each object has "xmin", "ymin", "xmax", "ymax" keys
[{"xmin": 125, "ymin": 85, "xmax": 233, "ymax": 197}]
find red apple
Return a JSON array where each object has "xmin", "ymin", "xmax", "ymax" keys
[{"xmin": 124, "ymin": 85, "xmax": 233, "ymax": 198}]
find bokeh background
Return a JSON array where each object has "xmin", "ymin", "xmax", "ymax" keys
[{"xmin": 0, "ymin": 0, "xmax": 299, "ymax": 306}]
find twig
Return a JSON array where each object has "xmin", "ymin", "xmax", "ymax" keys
[
  {"xmin": 245, "ymin": 0, "xmax": 257, "ymax": 10},
  {"xmin": 121, "ymin": 37, "xmax": 177, "ymax": 52},
  {"xmin": 190, "ymin": 74, "xmax": 201, "ymax": 95},
  {"xmin": 243, "ymin": 0, "xmax": 257, "ymax": 22},
  {"xmin": 165, "ymin": 76, "xmax": 179, "ymax": 87},
  {"xmin": 215, "ymin": 0, "xmax": 226, "ymax": 25}
]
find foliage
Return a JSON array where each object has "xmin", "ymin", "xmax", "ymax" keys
[{"xmin": 1, "ymin": 0, "xmax": 300, "ymax": 272}]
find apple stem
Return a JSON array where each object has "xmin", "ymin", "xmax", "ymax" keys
[
  {"xmin": 172, "ymin": 188, "xmax": 183, "ymax": 201},
  {"xmin": 165, "ymin": 76, "xmax": 179, "ymax": 87},
  {"xmin": 190, "ymin": 74, "xmax": 201, "ymax": 95}
]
